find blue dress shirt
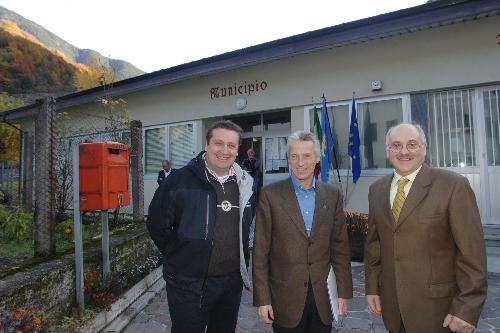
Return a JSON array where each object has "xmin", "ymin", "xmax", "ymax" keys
[{"xmin": 291, "ymin": 175, "xmax": 316, "ymax": 237}]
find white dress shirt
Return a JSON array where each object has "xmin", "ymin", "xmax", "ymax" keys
[{"xmin": 389, "ymin": 166, "xmax": 422, "ymax": 208}]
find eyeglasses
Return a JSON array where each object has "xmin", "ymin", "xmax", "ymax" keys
[{"xmin": 386, "ymin": 142, "xmax": 425, "ymax": 153}]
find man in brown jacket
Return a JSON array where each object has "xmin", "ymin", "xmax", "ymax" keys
[
  {"xmin": 253, "ymin": 130, "xmax": 353, "ymax": 333},
  {"xmin": 365, "ymin": 123, "xmax": 487, "ymax": 333}
]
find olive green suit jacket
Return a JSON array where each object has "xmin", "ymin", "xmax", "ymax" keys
[
  {"xmin": 252, "ymin": 178, "xmax": 353, "ymax": 328},
  {"xmin": 365, "ymin": 165, "xmax": 487, "ymax": 333}
]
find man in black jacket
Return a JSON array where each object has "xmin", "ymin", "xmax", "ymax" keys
[
  {"xmin": 157, "ymin": 159, "xmax": 174, "ymax": 185},
  {"xmin": 147, "ymin": 120, "xmax": 254, "ymax": 333}
]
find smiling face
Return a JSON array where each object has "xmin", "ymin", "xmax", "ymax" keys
[
  {"xmin": 288, "ymin": 140, "xmax": 320, "ymax": 189},
  {"xmin": 387, "ymin": 124, "xmax": 427, "ymax": 176},
  {"xmin": 204, "ymin": 128, "xmax": 239, "ymax": 176}
]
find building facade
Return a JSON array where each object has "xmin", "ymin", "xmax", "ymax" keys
[{"xmin": 5, "ymin": 0, "xmax": 500, "ymax": 224}]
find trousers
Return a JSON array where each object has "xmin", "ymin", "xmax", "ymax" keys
[
  {"xmin": 165, "ymin": 270, "xmax": 243, "ymax": 333},
  {"xmin": 272, "ymin": 282, "xmax": 332, "ymax": 333}
]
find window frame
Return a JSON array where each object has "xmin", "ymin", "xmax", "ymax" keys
[
  {"xmin": 143, "ymin": 120, "xmax": 197, "ymax": 179},
  {"xmin": 303, "ymin": 93, "xmax": 410, "ymax": 177}
]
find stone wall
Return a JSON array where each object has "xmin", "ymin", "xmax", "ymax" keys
[{"xmin": 0, "ymin": 226, "xmax": 160, "ymax": 320}]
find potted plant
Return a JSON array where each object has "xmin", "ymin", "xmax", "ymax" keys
[{"xmin": 345, "ymin": 211, "xmax": 368, "ymax": 262}]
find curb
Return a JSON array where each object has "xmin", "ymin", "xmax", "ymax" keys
[
  {"xmin": 80, "ymin": 265, "xmax": 163, "ymax": 333},
  {"xmin": 102, "ymin": 277, "xmax": 165, "ymax": 333}
]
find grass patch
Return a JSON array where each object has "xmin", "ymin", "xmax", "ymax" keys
[{"xmin": 0, "ymin": 239, "xmax": 33, "ymax": 257}]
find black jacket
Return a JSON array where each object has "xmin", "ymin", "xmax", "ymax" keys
[
  {"xmin": 147, "ymin": 152, "xmax": 254, "ymax": 292},
  {"xmin": 157, "ymin": 168, "xmax": 175, "ymax": 185}
]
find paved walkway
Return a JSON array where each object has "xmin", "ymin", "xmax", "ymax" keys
[{"xmin": 121, "ymin": 263, "xmax": 500, "ymax": 333}]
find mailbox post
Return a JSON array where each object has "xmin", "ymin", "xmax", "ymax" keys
[{"xmin": 73, "ymin": 142, "xmax": 130, "ymax": 310}]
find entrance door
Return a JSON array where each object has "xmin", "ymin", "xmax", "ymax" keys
[{"xmin": 477, "ymin": 86, "xmax": 500, "ymax": 224}]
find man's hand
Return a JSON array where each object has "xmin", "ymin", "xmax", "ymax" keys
[
  {"xmin": 366, "ymin": 295, "xmax": 382, "ymax": 315},
  {"xmin": 338, "ymin": 298, "xmax": 348, "ymax": 315},
  {"xmin": 258, "ymin": 305, "xmax": 274, "ymax": 324},
  {"xmin": 442, "ymin": 314, "xmax": 475, "ymax": 333}
]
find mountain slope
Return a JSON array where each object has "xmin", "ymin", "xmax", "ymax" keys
[
  {"xmin": 0, "ymin": 28, "xmax": 77, "ymax": 94},
  {"xmin": 0, "ymin": 5, "xmax": 145, "ymax": 80}
]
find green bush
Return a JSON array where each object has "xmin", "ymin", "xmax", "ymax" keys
[{"xmin": 0, "ymin": 203, "xmax": 33, "ymax": 241}]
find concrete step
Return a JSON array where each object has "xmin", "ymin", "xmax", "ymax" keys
[
  {"xmin": 485, "ymin": 235, "xmax": 500, "ymax": 247},
  {"xmin": 483, "ymin": 224, "xmax": 500, "ymax": 236},
  {"xmin": 487, "ymin": 246, "xmax": 500, "ymax": 256}
]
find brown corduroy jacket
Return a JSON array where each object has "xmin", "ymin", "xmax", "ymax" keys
[
  {"xmin": 365, "ymin": 164, "xmax": 488, "ymax": 333},
  {"xmin": 252, "ymin": 178, "xmax": 353, "ymax": 328}
]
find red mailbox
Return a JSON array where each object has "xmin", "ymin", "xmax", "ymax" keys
[{"xmin": 79, "ymin": 142, "xmax": 130, "ymax": 211}]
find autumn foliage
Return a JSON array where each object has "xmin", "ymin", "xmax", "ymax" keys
[{"xmin": 0, "ymin": 28, "xmax": 76, "ymax": 94}]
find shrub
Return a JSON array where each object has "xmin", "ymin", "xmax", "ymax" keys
[
  {"xmin": 52, "ymin": 309, "xmax": 96, "ymax": 333},
  {"xmin": 84, "ymin": 271, "xmax": 120, "ymax": 312},
  {"xmin": 345, "ymin": 211, "xmax": 368, "ymax": 262},
  {"xmin": 345, "ymin": 211, "xmax": 368, "ymax": 238},
  {"xmin": 0, "ymin": 306, "xmax": 55, "ymax": 333},
  {"xmin": 0, "ymin": 204, "xmax": 33, "ymax": 241}
]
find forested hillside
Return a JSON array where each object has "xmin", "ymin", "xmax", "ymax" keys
[{"xmin": 0, "ymin": 28, "xmax": 77, "ymax": 94}]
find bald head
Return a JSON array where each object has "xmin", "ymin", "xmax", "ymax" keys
[
  {"xmin": 386, "ymin": 123, "xmax": 427, "ymax": 176},
  {"xmin": 386, "ymin": 123, "xmax": 427, "ymax": 147}
]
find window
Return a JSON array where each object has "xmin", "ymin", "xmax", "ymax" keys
[
  {"xmin": 227, "ymin": 110, "xmax": 290, "ymax": 133},
  {"xmin": 169, "ymin": 123, "xmax": 195, "ymax": 169},
  {"xmin": 263, "ymin": 111, "xmax": 290, "ymax": 131},
  {"xmin": 357, "ymin": 99, "xmax": 403, "ymax": 169},
  {"xmin": 309, "ymin": 98, "xmax": 403, "ymax": 170},
  {"xmin": 411, "ymin": 89, "xmax": 475, "ymax": 167},
  {"xmin": 145, "ymin": 127, "xmax": 166, "ymax": 174},
  {"xmin": 483, "ymin": 89, "xmax": 500, "ymax": 166},
  {"xmin": 144, "ymin": 122, "xmax": 196, "ymax": 174},
  {"xmin": 309, "ymin": 105, "xmax": 349, "ymax": 169}
]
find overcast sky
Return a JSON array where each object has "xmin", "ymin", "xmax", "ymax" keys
[{"xmin": 0, "ymin": 0, "xmax": 425, "ymax": 73}]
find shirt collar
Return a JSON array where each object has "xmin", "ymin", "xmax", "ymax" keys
[
  {"xmin": 392, "ymin": 165, "xmax": 422, "ymax": 188},
  {"xmin": 291, "ymin": 174, "xmax": 316, "ymax": 192}
]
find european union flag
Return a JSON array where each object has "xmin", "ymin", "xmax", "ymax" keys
[
  {"xmin": 348, "ymin": 96, "xmax": 361, "ymax": 183},
  {"xmin": 321, "ymin": 98, "xmax": 334, "ymax": 183}
]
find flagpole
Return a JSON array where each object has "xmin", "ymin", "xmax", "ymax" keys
[{"xmin": 321, "ymin": 94, "xmax": 342, "ymax": 185}]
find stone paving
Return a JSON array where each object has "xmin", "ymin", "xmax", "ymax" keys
[{"xmin": 122, "ymin": 263, "xmax": 500, "ymax": 333}]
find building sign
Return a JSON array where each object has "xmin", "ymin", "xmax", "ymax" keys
[{"xmin": 210, "ymin": 80, "xmax": 268, "ymax": 99}]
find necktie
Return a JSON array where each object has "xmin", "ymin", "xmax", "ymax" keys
[{"xmin": 392, "ymin": 178, "xmax": 410, "ymax": 224}]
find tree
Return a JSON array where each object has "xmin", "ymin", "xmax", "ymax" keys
[
  {"xmin": 0, "ymin": 93, "xmax": 24, "ymax": 161},
  {"xmin": 73, "ymin": 56, "xmax": 116, "ymax": 91}
]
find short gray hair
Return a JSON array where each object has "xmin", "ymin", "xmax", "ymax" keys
[
  {"xmin": 287, "ymin": 130, "xmax": 321, "ymax": 157},
  {"xmin": 386, "ymin": 123, "xmax": 427, "ymax": 146}
]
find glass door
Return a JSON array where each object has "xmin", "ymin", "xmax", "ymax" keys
[
  {"xmin": 477, "ymin": 86, "xmax": 500, "ymax": 224},
  {"xmin": 262, "ymin": 134, "xmax": 289, "ymax": 186}
]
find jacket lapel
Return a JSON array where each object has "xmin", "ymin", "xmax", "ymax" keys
[
  {"xmin": 396, "ymin": 165, "xmax": 431, "ymax": 229},
  {"xmin": 378, "ymin": 175, "xmax": 394, "ymax": 229},
  {"xmin": 310, "ymin": 182, "xmax": 327, "ymax": 240},
  {"xmin": 281, "ymin": 179, "xmax": 308, "ymax": 239}
]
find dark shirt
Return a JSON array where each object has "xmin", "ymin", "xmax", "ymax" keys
[{"xmin": 207, "ymin": 173, "xmax": 240, "ymax": 276}]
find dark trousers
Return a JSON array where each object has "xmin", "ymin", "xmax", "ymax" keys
[
  {"xmin": 272, "ymin": 283, "xmax": 331, "ymax": 333},
  {"xmin": 165, "ymin": 270, "xmax": 243, "ymax": 333}
]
